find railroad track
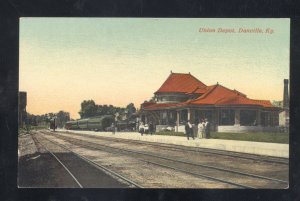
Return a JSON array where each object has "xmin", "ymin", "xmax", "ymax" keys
[
  {"xmin": 31, "ymin": 132, "xmax": 143, "ymax": 188},
  {"xmin": 31, "ymin": 135, "xmax": 84, "ymax": 188},
  {"xmin": 40, "ymin": 131, "xmax": 288, "ymax": 189},
  {"xmin": 58, "ymin": 130, "xmax": 289, "ymax": 165}
]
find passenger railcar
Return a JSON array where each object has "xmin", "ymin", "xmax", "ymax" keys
[
  {"xmin": 78, "ymin": 119, "xmax": 89, "ymax": 130},
  {"xmin": 65, "ymin": 115, "xmax": 114, "ymax": 131},
  {"xmin": 65, "ymin": 121, "xmax": 79, "ymax": 130}
]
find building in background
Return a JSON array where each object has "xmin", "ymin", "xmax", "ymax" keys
[
  {"xmin": 18, "ymin": 91, "xmax": 27, "ymax": 128},
  {"xmin": 140, "ymin": 72, "xmax": 280, "ymax": 133},
  {"xmin": 279, "ymin": 79, "xmax": 289, "ymax": 132}
]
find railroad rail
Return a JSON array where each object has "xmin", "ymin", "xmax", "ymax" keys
[
  {"xmin": 40, "ymin": 130, "xmax": 288, "ymax": 189},
  {"xmin": 31, "ymin": 134, "xmax": 83, "ymax": 188},
  {"xmin": 58, "ymin": 130, "xmax": 289, "ymax": 165},
  {"xmin": 32, "ymin": 132, "xmax": 143, "ymax": 188}
]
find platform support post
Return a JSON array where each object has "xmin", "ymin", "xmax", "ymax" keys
[{"xmin": 176, "ymin": 111, "xmax": 180, "ymax": 132}]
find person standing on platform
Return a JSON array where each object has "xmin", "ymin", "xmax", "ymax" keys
[
  {"xmin": 205, "ymin": 118, "xmax": 210, "ymax": 139},
  {"xmin": 202, "ymin": 119, "xmax": 207, "ymax": 138},
  {"xmin": 111, "ymin": 122, "xmax": 115, "ymax": 134},
  {"xmin": 194, "ymin": 120, "xmax": 199, "ymax": 139},
  {"xmin": 139, "ymin": 122, "xmax": 145, "ymax": 136},
  {"xmin": 186, "ymin": 120, "xmax": 194, "ymax": 140},
  {"xmin": 149, "ymin": 121, "xmax": 154, "ymax": 135},
  {"xmin": 198, "ymin": 119, "xmax": 204, "ymax": 139},
  {"xmin": 144, "ymin": 123, "xmax": 149, "ymax": 134},
  {"xmin": 185, "ymin": 121, "xmax": 190, "ymax": 140},
  {"xmin": 202, "ymin": 119, "xmax": 206, "ymax": 138},
  {"xmin": 189, "ymin": 120, "xmax": 195, "ymax": 140}
]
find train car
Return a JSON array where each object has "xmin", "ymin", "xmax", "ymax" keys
[
  {"xmin": 65, "ymin": 120, "xmax": 79, "ymax": 130},
  {"xmin": 87, "ymin": 117, "xmax": 101, "ymax": 130},
  {"xmin": 65, "ymin": 122, "xmax": 72, "ymax": 129},
  {"xmin": 65, "ymin": 115, "xmax": 114, "ymax": 131},
  {"xmin": 78, "ymin": 118, "xmax": 89, "ymax": 130},
  {"xmin": 87, "ymin": 115, "xmax": 114, "ymax": 131}
]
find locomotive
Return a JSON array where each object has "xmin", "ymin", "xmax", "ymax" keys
[{"xmin": 114, "ymin": 119, "xmax": 136, "ymax": 131}]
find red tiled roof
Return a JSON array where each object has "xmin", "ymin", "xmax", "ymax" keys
[
  {"xmin": 190, "ymin": 84, "xmax": 276, "ymax": 108},
  {"xmin": 233, "ymin": 89, "xmax": 247, "ymax": 97},
  {"xmin": 250, "ymin": 99, "xmax": 274, "ymax": 108},
  {"xmin": 141, "ymin": 102, "xmax": 156, "ymax": 107},
  {"xmin": 143, "ymin": 102, "xmax": 188, "ymax": 110},
  {"xmin": 155, "ymin": 73, "xmax": 207, "ymax": 94},
  {"xmin": 189, "ymin": 86, "xmax": 209, "ymax": 94},
  {"xmin": 143, "ymin": 73, "xmax": 276, "ymax": 110}
]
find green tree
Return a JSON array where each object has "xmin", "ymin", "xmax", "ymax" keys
[
  {"xmin": 56, "ymin": 111, "xmax": 70, "ymax": 128},
  {"xmin": 126, "ymin": 103, "xmax": 136, "ymax": 119},
  {"xmin": 79, "ymin": 100, "xmax": 97, "ymax": 118},
  {"xmin": 78, "ymin": 100, "xmax": 136, "ymax": 119}
]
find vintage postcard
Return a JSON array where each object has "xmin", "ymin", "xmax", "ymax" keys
[{"xmin": 18, "ymin": 18, "xmax": 289, "ymax": 189}]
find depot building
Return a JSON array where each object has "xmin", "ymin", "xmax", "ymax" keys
[{"xmin": 140, "ymin": 72, "xmax": 280, "ymax": 133}]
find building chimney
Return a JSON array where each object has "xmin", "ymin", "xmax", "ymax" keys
[{"xmin": 283, "ymin": 79, "xmax": 289, "ymax": 109}]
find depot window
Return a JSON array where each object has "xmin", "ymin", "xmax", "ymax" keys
[
  {"xmin": 219, "ymin": 109, "xmax": 235, "ymax": 125},
  {"xmin": 240, "ymin": 110, "xmax": 256, "ymax": 126}
]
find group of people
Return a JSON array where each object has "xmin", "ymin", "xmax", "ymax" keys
[
  {"xmin": 115, "ymin": 118, "xmax": 210, "ymax": 140},
  {"xmin": 139, "ymin": 121, "xmax": 155, "ymax": 136},
  {"xmin": 185, "ymin": 119, "xmax": 210, "ymax": 140}
]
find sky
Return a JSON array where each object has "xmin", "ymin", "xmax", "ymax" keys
[{"xmin": 19, "ymin": 18, "xmax": 290, "ymax": 119}]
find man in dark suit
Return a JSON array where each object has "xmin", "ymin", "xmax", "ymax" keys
[
  {"xmin": 186, "ymin": 120, "xmax": 194, "ymax": 140},
  {"xmin": 185, "ymin": 121, "xmax": 190, "ymax": 140},
  {"xmin": 205, "ymin": 118, "xmax": 210, "ymax": 139},
  {"xmin": 149, "ymin": 121, "xmax": 154, "ymax": 135}
]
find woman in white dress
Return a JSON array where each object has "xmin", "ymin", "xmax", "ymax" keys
[{"xmin": 198, "ymin": 120, "xmax": 205, "ymax": 139}]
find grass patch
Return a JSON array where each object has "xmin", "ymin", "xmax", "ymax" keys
[{"xmin": 155, "ymin": 131, "xmax": 289, "ymax": 144}]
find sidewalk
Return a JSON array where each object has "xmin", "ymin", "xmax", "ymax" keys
[{"xmin": 58, "ymin": 129, "xmax": 289, "ymax": 158}]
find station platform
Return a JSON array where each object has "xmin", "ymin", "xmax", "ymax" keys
[{"xmin": 57, "ymin": 129, "xmax": 289, "ymax": 158}]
